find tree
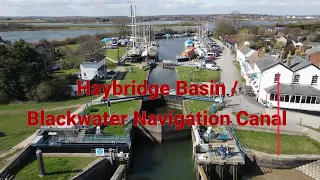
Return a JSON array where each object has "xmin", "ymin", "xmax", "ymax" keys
[
  {"xmin": 77, "ymin": 36, "xmax": 102, "ymax": 56},
  {"xmin": 231, "ymin": 11, "xmax": 242, "ymax": 30},
  {"xmin": 113, "ymin": 17, "xmax": 130, "ymax": 38},
  {"xmin": 213, "ymin": 20, "xmax": 237, "ymax": 38}
]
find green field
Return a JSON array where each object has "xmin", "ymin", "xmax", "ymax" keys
[
  {"xmin": 105, "ymin": 47, "xmax": 127, "ymax": 61},
  {"xmin": 118, "ymin": 67, "xmax": 149, "ymax": 95},
  {"xmin": 14, "ymin": 157, "xmax": 97, "ymax": 180},
  {"xmin": 89, "ymin": 100, "xmax": 141, "ymax": 134},
  {"xmin": 238, "ymin": 130, "xmax": 320, "ymax": 154},
  {"xmin": 176, "ymin": 66, "xmax": 219, "ymax": 113},
  {"xmin": 176, "ymin": 66, "xmax": 221, "ymax": 83},
  {"xmin": 57, "ymin": 44, "xmax": 80, "ymax": 52},
  {"xmin": 0, "ymin": 95, "xmax": 99, "ymax": 154}
]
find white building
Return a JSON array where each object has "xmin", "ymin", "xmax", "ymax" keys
[
  {"xmin": 250, "ymin": 54, "xmax": 320, "ymax": 111},
  {"xmin": 80, "ymin": 53, "xmax": 106, "ymax": 81},
  {"xmin": 236, "ymin": 45, "xmax": 259, "ymax": 86}
]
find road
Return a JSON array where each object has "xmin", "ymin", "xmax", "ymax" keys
[{"xmin": 213, "ymin": 39, "xmax": 320, "ymax": 143}]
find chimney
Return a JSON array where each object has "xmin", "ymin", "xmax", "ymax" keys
[
  {"xmin": 262, "ymin": 47, "xmax": 266, "ymax": 57},
  {"xmin": 287, "ymin": 51, "xmax": 293, "ymax": 67},
  {"xmin": 280, "ymin": 48, "xmax": 285, "ymax": 62}
]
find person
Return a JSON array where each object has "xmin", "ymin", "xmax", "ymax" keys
[
  {"xmin": 239, "ymin": 87, "xmax": 242, "ymax": 93},
  {"xmin": 226, "ymin": 146, "xmax": 230, "ymax": 158},
  {"xmin": 219, "ymin": 145, "xmax": 225, "ymax": 159}
]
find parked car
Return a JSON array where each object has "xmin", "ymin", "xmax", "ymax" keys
[{"xmin": 206, "ymin": 64, "xmax": 221, "ymax": 71}]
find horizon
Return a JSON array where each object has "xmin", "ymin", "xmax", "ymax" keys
[{"xmin": 1, "ymin": 0, "xmax": 320, "ymax": 17}]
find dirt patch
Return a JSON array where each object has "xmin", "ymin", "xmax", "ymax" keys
[{"xmin": 244, "ymin": 169, "xmax": 313, "ymax": 180}]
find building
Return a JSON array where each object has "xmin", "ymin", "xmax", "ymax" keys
[
  {"xmin": 236, "ymin": 45, "xmax": 259, "ymax": 86},
  {"xmin": 80, "ymin": 53, "xmax": 106, "ymax": 81},
  {"xmin": 306, "ymin": 46, "xmax": 320, "ymax": 68},
  {"xmin": 250, "ymin": 54, "xmax": 320, "ymax": 111}
]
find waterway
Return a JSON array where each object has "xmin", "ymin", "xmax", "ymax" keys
[
  {"xmin": 127, "ymin": 37, "xmax": 196, "ymax": 180},
  {"xmin": 0, "ymin": 20, "xmax": 297, "ymax": 43}
]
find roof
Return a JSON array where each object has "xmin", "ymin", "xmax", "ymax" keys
[
  {"xmin": 255, "ymin": 55, "xmax": 280, "ymax": 72},
  {"xmin": 247, "ymin": 51, "xmax": 260, "ymax": 69},
  {"xmin": 283, "ymin": 55, "xmax": 312, "ymax": 72},
  {"xmin": 83, "ymin": 53, "xmax": 105, "ymax": 63},
  {"xmin": 306, "ymin": 46, "xmax": 320, "ymax": 55},
  {"xmin": 265, "ymin": 84, "xmax": 320, "ymax": 96}
]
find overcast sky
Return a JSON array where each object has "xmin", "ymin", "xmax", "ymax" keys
[{"xmin": 1, "ymin": 0, "xmax": 320, "ymax": 16}]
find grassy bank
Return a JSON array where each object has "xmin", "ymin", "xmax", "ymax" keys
[
  {"xmin": 89, "ymin": 100, "xmax": 141, "ymax": 134},
  {"xmin": 176, "ymin": 66, "xmax": 220, "ymax": 112},
  {"xmin": 118, "ymin": 67, "xmax": 150, "ymax": 95},
  {"xmin": 301, "ymin": 125, "xmax": 320, "ymax": 133},
  {"xmin": 14, "ymin": 157, "xmax": 97, "ymax": 180},
  {"xmin": 105, "ymin": 47, "xmax": 127, "ymax": 70},
  {"xmin": 0, "ymin": 95, "xmax": 99, "ymax": 154},
  {"xmin": 176, "ymin": 66, "xmax": 220, "ymax": 83},
  {"xmin": 233, "ymin": 61, "xmax": 246, "ymax": 84},
  {"xmin": 238, "ymin": 130, "xmax": 320, "ymax": 154}
]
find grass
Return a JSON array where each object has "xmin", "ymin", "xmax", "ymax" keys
[
  {"xmin": 14, "ymin": 157, "xmax": 97, "ymax": 180},
  {"xmin": 233, "ymin": 61, "xmax": 246, "ymax": 84},
  {"xmin": 89, "ymin": 100, "xmax": 141, "ymax": 134},
  {"xmin": 0, "ymin": 95, "xmax": 99, "ymax": 154},
  {"xmin": 105, "ymin": 47, "xmax": 127, "ymax": 61},
  {"xmin": 0, "ymin": 20, "xmax": 46, "ymax": 23},
  {"xmin": 238, "ymin": 130, "xmax": 320, "ymax": 154},
  {"xmin": 57, "ymin": 44, "xmax": 80, "ymax": 52},
  {"xmin": 56, "ymin": 69, "xmax": 79, "ymax": 75},
  {"xmin": 176, "ymin": 66, "xmax": 220, "ymax": 83},
  {"xmin": 176, "ymin": 66, "xmax": 220, "ymax": 113},
  {"xmin": 301, "ymin": 125, "xmax": 320, "ymax": 133},
  {"xmin": 118, "ymin": 67, "xmax": 150, "ymax": 96},
  {"xmin": 232, "ymin": 112, "xmax": 262, "ymax": 120}
]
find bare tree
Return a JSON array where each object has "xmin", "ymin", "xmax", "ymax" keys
[
  {"xmin": 113, "ymin": 17, "xmax": 130, "ymax": 38},
  {"xmin": 77, "ymin": 36, "xmax": 102, "ymax": 56},
  {"xmin": 213, "ymin": 20, "xmax": 237, "ymax": 37},
  {"xmin": 231, "ymin": 11, "xmax": 242, "ymax": 30}
]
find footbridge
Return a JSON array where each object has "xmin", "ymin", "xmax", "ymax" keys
[{"xmin": 92, "ymin": 89, "xmax": 224, "ymax": 103}]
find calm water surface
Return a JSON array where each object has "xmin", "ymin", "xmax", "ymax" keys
[{"xmin": 127, "ymin": 38, "xmax": 196, "ymax": 180}]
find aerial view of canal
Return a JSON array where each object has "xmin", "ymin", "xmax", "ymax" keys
[{"xmin": 127, "ymin": 37, "xmax": 197, "ymax": 180}]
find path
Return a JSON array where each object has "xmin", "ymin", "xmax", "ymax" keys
[{"xmin": 213, "ymin": 39, "xmax": 320, "ymax": 143}]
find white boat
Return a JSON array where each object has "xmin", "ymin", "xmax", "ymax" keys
[
  {"xmin": 142, "ymin": 46, "xmax": 158, "ymax": 57},
  {"xmin": 128, "ymin": 47, "xmax": 142, "ymax": 57}
]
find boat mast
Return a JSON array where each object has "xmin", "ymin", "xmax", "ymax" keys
[
  {"xmin": 134, "ymin": 5, "xmax": 137, "ymax": 48},
  {"xmin": 130, "ymin": 5, "xmax": 135, "ymax": 48}
]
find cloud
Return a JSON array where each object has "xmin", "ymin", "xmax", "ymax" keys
[{"xmin": 0, "ymin": 0, "xmax": 319, "ymax": 16}]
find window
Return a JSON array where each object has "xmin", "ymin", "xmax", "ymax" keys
[
  {"xmin": 306, "ymin": 96, "xmax": 311, "ymax": 103},
  {"xmin": 293, "ymin": 74, "xmax": 300, "ymax": 84},
  {"xmin": 285, "ymin": 95, "xmax": 290, "ymax": 102},
  {"xmin": 280, "ymin": 95, "xmax": 285, "ymax": 102},
  {"xmin": 311, "ymin": 75, "xmax": 318, "ymax": 84},
  {"xmin": 295, "ymin": 96, "xmax": 301, "ymax": 103},
  {"xmin": 311, "ymin": 97, "xmax": 316, "ymax": 104},
  {"xmin": 301, "ymin": 96, "xmax": 306, "ymax": 103},
  {"xmin": 290, "ymin": 96, "xmax": 295, "ymax": 102},
  {"xmin": 274, "ymin": 73, "xmax": 280, "ymax": 83},
  {"xmin": 84, "ymin": 73, "xmax": 87, "ymax": 77},
  {"xmin": 270, "ymin": 94, "xmax": 275, "ymax": 101}
]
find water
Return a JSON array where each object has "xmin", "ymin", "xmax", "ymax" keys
[
  {"xmin": 0, "ymin": 29, "xmax": 115, "ymax": 42},
  {"xmin": 22, "ymin": 21, "xmax": 182, "ymax": 26},
  {"xmin": 127, "ymin": 38, "xmax": 196, "ymax": 180},
  {"xmin": 0, "ymin": 21, "xmax": 297, "ymax": 43}
]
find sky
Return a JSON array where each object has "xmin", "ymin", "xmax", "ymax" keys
[{"xmin": 1, "ymin": 0, "xmax": 320, "ymax": 16}]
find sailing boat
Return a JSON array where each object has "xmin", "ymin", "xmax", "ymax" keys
[
  {"xmin": 141, "ymin": 16, "xmax": 158, "ymax": 60},
  {"xmin": 127, "ymin": 5, "xmax": 142, "ymax": 60}
]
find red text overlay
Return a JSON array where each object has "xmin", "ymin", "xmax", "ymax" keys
[{"xmin": 28, "ymin": 110, "xmax": 287, "ymax": 130}]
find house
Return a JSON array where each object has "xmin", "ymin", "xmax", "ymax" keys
[
  {"xmin": 223, "ymin": 35, "xmax": 240, "ymax": 50},
  {"xmin": 306, "ymin": 46, "xmax": 320, "ymax": 68},
  {"xmin": 250, "ymin": 54, "xmax": 320, "ymax": 111},
  {"xmin": 236, "ymin": 44, "xmax": 259, "ymax": 85},
  {"xmin": 291, "ymin": 38, "xmax": 304, "ymax": 48},
  {"xmin": 80, "ymin": 53, "xmax": 106, "ymax": 81},
  {"xmin": 276, "ymin": 36, "xmax": 287, "ymax": 47}
]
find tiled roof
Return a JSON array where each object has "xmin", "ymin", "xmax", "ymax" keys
[
  {"xmin": 265, "ymin": 84, "xmax": 320, "ymax": 96},
  {"xmin": 284, "ymin": 55, "xmax": 311, "ymax": 72},
  {"xmin": 83, "ymin": 53, "xmax": 105, "ymax": 63},
  {"xmin": 255, "ymin": 55, "xmax": 280, "ymax": 72}
]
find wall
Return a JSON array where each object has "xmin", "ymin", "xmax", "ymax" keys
[
  {"xmin": 72, "ymin": 158, "xmax": 114, "ymax": 180},
  {"xmin": 0, "ymin": 145, "xmax": 34, "ymax": 178},
  {"xmin": 247, "ymin": 150, "xmax": 320, "ymax": 169},
  {"xmin": 258, "ymin": 64, "xmax": 293, "ymax": 102},
  {"xmin": 80, "ymin": 63, "xmax": 97, "ymax": 80},
  {"xmin": 294, "ymin": 65, "xmax": 320, "ymax": 89}
]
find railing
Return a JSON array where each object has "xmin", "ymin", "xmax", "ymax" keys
[
  {"xmin": 226, "ymin": 123, "xmax": 246, "ymax": 159},
  {"xmin": 47, "ymin": 134, "xmax": 130, "ymax": 145}
]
